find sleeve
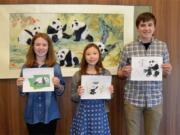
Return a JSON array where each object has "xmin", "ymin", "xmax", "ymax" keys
[
  {"xmin": 18, "ymin": 65, "xmax": 27, "ymax": 96},
  {"xmin": 118, "ymin": 45, "xmax": 129, "ymax": 69},
  {"xmin": 163, "ymin": 42, "xmax": 170, "ymax": 64},
  {"xmin": 54, "ymin": 64, "xmax": 65, "ymax": 96},
  {"xmin": 71, "ymin": 71, "xmax": 81, "ymax": 103},
  {"xmin": 103, "ymin": 69, "xmax": 113, "ymax": 101}
]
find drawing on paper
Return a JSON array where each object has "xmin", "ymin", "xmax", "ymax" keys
[
  {"xmin": 81, "ymin": 75, "xmax": 112, "ymax": 99},
  {"xmin": 28, "ymin": 74, "xmax": 50, "ymax": 89},
  {"xmin": 131, "ymin": 57, "xmax": 162, "ymax": 81}
]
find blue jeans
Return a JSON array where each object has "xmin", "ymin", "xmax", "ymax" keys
[{"xmin": 124, "ymin": 101, "xmax": 162, "ymax": 135}]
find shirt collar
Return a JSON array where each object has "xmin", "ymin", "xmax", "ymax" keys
[{"xmin": 137, "ymin": 36, "xmax": 155, "ymax": 44}]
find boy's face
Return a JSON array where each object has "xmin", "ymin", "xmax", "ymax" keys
[{"xmin": 137, "ymin": 19, "xmax": 155, "ymax": 42}]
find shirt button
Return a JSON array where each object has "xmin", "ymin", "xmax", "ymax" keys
[{"xmin": 39, "ymin": 104, "xmax": 42, "ymax": 107}]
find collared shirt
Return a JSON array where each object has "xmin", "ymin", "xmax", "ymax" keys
[
  {"xmin": 19, "ymin": 63, "xmax": 65, "ymax": 124},
  {"xmin": 119, "ymin": 38, "xmax": 170, "ymax": 107}
]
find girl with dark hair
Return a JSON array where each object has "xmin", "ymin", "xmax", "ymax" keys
[{"xmin": 70, "ymin": 43, "xmax": 114, "ymax": 135}]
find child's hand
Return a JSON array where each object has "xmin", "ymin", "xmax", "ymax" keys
[
  {"xmin": 122, "ymin": 65, "xmax": 132, "ymax": 77},
  {"xmin": 52, "ymin": 77, "xmax": 61, "ymax": 88},
  {"xmin": 77, "ymin": 85, "xmax": 84, "ymax": 96},
  {"xmin": 108, "ymin": 85, "xmax": 114, "ymax": 94},
  {"xmin": 16, "ymin": 77, "xmax": 24, "ymax": 86},
  {"xmin": 118, "ymin": 65, "xmax": 132, "ymax": 78}
]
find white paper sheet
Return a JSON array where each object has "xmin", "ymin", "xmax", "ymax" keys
[
  {"xmin": 131, "ymin": 57, "xmax": 162, "ymax": 81},
  {"xmin": 23, "ymin": 68, "xmax": 54, "ymax": 92},
  {"xmin": 81, "ymin": 75, "xmax": 112, "ymax": 99}
]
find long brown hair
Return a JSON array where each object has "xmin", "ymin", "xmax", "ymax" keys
[
  {"xmin": 25, "ymin": 33, "xmax": 56, "ymax": 67},
  {"xmin": 80, "ymin": 43, "xmax": 104, "ymax": 75}
]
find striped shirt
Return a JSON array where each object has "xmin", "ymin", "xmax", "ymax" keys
[{"xmin": 119, "ymin": 37, "xmax": 170, "ymax": 107}]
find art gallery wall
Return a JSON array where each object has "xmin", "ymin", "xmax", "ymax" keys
[{"xmin": 0, "ymin": 0, "xmax": 179, "ymax": 135}]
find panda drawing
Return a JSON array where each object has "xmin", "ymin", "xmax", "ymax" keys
[
  {"xmin": 34, "ymin": 76, "xmax": 50, "ymax": 85},
  {"xmin": 18, "ymin": 24, "xmax": 41, "ymax": 45},
  {"xmin": 144, "ymin": 60, "xmax": 160, "ymax": 77},
  {"xmin": 47, "ymin": 18, "xmax": 71, "ymax": 43},
  {"xmin": 89, "ymin": 81, "xmax": 99, "ymax": 95},
  {"xmin": 56, "ymin": 48, "xmax": 79, "ymax": 67},
  {"xmin": 71, "ymin": 19, "xmax": 93, "ymax": 42}
]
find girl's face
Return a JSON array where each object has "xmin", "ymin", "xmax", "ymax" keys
[
  {"xmin": 137, "ymin": 20, "xmax": 155, "ymax": 42},
  {"xmin": 33, "ymin": 37, "xmax": 49, "ymax": 58},
  {"xmin": 85, "ymin": 47, "xmax": 100, "ymax": 66}
]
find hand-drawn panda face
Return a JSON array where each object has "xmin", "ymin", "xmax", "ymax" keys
[
  {"xmin": 89, "ymin": 81, "xmax": 99, "ymax": 95},
  {"xmin": 149, "ymin": 60, "xmax": 155, "ymax": 67},
  {"xmin": 71, "ymin": 20, "xmax": 85, "ymax": 31},
  {"xmin": 18, "ymin": 24, "xmax": 41, "ymax": 45},
  {"xmin": 144, "ymin": 60, "xmax": 160, "ymax": 77},
  {"xmin": 149, "ymin": 60, "xmax": 159, "ymax": 72}
]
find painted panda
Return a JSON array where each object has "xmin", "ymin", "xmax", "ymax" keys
[
  {"xmin": 47, "ymin": 18, "xmax": 71, "ymax": 43},
  {"xmin": 71, "ymin": 19, "xmax": 93, "ymax": 42},
  {"xmin": 96, "ymin": 42, "xmax": 108, "ymax": 55},
  {"xmin": 95, "ymin": 42, "xmax": 116, "ymax": 60},
  {"xmin": 56, "ymin": 48, "xmax": 79, "ymax": 67},
  {"xmin": 18, "ymin": 24, "xmax": 41, "ymax": 45}
]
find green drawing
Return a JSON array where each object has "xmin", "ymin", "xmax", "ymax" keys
[{"xmin": 28, "ymin": 74, "xmax": 50, "ymax": 89}]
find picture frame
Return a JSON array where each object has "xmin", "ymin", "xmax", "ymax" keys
[{"xmin": 0, "ymin": 4, "xmax": 151, "ymax": 78}]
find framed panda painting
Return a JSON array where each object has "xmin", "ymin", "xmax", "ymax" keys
[{"xmin": 0, "ymin": 4, "xmax": 151, "ymax": 78}]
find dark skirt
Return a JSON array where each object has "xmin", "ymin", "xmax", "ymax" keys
[{"xmin": 71, "ymin": 100, "xmax": 110, "ymax": 135}]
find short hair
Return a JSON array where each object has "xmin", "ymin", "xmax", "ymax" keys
[
  {"xmin": 136, "ymin": 12, "xmax": 156, "ymax": 28},
  {"xmin": 25, "ymin": 33, "xmax": 56, "ymax": 67}
]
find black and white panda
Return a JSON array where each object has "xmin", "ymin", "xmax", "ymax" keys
[
  {"xmin": 89, "ymin": 81, "xmax": 99, "ymax": 95},
  {"xmin": 96, "ymin": 42, "xmax": 108, "ymax": 55},
  {"xmin": 56, "ymin": 48, "xmax": 79, "ymax": 67},
  {"xmin": 18, "ymin": 24, "xmax": 41, "ymax": 45},
  {"xmin": 47, "ymin": 18, "xmax": 71, "ymax": 43},
  {"xmin": 144, "ymin": 60, "xmax": 160, "ymax": 77},
  {"xmin": 71, "ymin": 19, "xmax": 93, "ymax": 42},
  {"xmin": 95, "ymin": 42, "xmax": 116, "ymax": 61}
]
